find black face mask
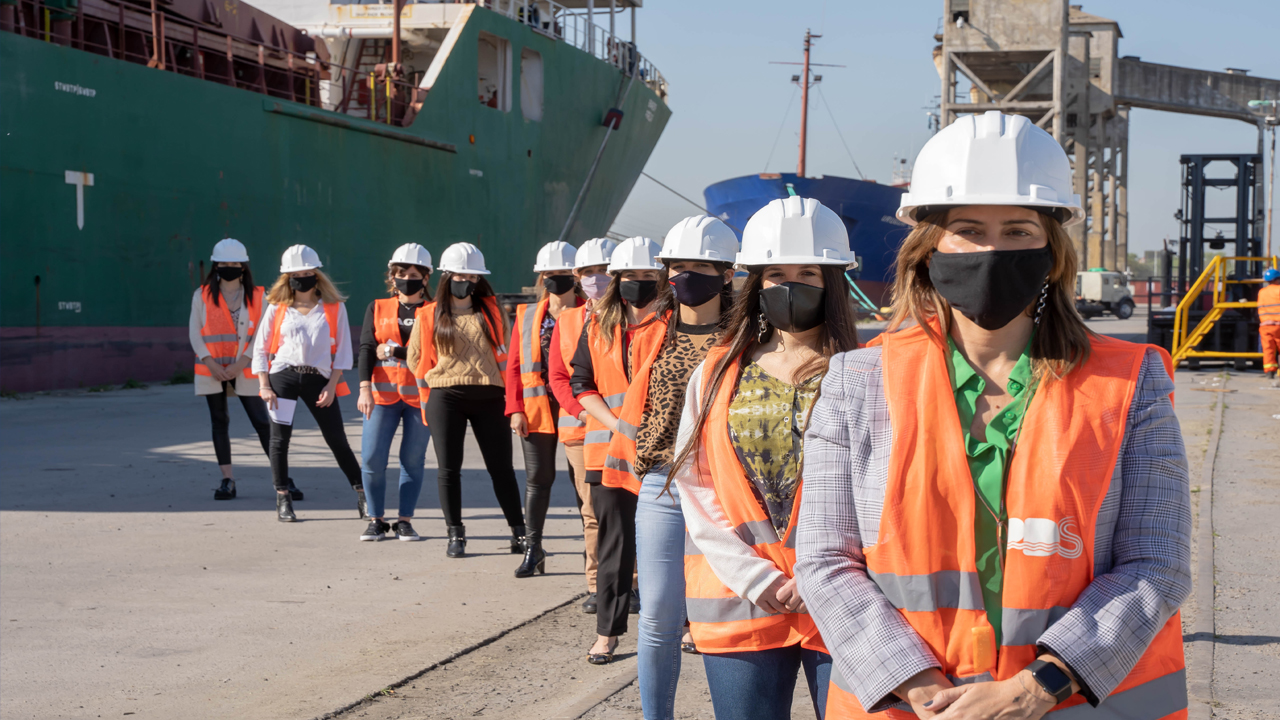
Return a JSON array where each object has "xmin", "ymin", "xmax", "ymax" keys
[
  {"xmin": 543, "ymin": 274, "xmax": 577, "ymax": 296},
  {"xmin": 450, "ymin": 279, "xmax": 476, "ymax": 299},
  {"xmin": 394, "ymin": 277, "xmax": 425, "ymax": 297},
  {"xmin": 927, "ymin": 247, "xmax": 1053, "ymax": 330},
  {"xmin": 216, "ymin": 266, "xmax": 243, "ymax": 282},
  {"xmin": 289, "ymin": 275, "xmax": 318, "ymax": 293},
  {"xmin": 619, "ymin": 279, "xmax": 659, "ymax": 307},
  {"xmin": 669, "ymin": 271, "xmax": 725, "ymax": 308},
  {"xmin": 759, "ymin": 282, "xmax": 826, "ymax": 333}
]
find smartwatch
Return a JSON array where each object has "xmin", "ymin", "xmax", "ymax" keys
[{"xmin": 1025, "ymin": 659, "xmax": 1073, "ymax": 704}]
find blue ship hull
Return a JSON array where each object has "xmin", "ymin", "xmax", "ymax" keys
[{"xmin": 704, "ymin": 173, "xmax": 910, "ymax": 304}]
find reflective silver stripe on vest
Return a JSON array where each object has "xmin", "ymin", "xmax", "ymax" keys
[
  {"xmin": 371, "ymin": 383, "xmax": 399, "ymax": 393},
  {"xmin": 1001, "ymin": 606, "xmax": 1071, "ymax": 647},
  {"xmin": 559, "ymin": 415, "xmax": 586, "ymax": 427},
  {"xmin": 686, "ymin": 596, "xmax": 776, "ymax": 623},
  {"xmin": 519, "ymin": 303, "xmax": 543, "ymax": 374},
  {"xmin": 783, "ymin": 526, "xmax": 797, "ymax": 550},
  {"xmin": 523, "ymin": 386, "xmax": 548, "ymax": 399},
  {"xmin": 685, "ymin": 532, "xmax": 702, "ymax": 556},
  {"xmin": 1049, "ymin": 669, "xmax": 1186, "ymax": 720},
  {"xmin": 416, "ymin": 378, "xmax": 430, "ymax": 388},
  {"xmin": 604, "ymin": 393, "xmax": 627, "ymax": 408},
  {"xmin": 604, "ymin": 454, "xmax": 634, "ymax": 477},
  {"xmin": 616, "ymin": 417, "xmax": 640, "ymax": 441},
  {"xmin": 498, "ymin": 359, "xmax": 508, "ymax": 372},
  {"xmin": 735, "ymin": 519, "xmax": 780, "ymax": 547},
  {"xmin": 377, "ymin": 358, "xmax": 405, "ymax": 368},
  {"xmin": 399, "ymin": 385, "xmax": 419, "ymax": 396},
  {"xmin": 585, "ymin": 430, "xmax": 614, "ymax": 445},
  {"xmin": 867, "ymin": 570, "xmax": 984, "ymax": 612},
  {"xmin": 208, "ymin": 356, "xmax": 237, "ymax": 365},
  {"xmin": 201, "ymin": 333, "xmax": 239, "ymax": 344}
]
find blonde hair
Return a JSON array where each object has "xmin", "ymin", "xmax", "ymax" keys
[
  {"xmin": 266, "ymin": 270, "xmax": 348, "ymax": 306},
  {"xmin": 886, "ymin": 209, "xmax": 1093, "ymax": 379}
]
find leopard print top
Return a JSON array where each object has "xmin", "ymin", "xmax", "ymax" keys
[{"xmin": 632, "ymin": 322, "xmax": 721, "ymax": 478}]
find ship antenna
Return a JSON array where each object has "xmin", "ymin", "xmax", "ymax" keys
[{"xmin": 770, "ymin": 30, "xmax": 844, "ymax": 179}]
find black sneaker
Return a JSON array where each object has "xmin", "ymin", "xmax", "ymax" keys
[
  {"xmin": 392, "ymin": 521, "xmax": 422, "ymax": 542},
  {"xmin": 214, "ymin": 478, "xmax": 236, "ymax": 500},
  {"xmin": 360, "ymin": 519, "xmax": 390, "ymax": 541},
  {"xmin": 581, "ymin": 593, "xmax": 597, "ymax": 614},
  {"xmin": 629, "ymin": 588, "xmax": 641, "ymax": 614}
]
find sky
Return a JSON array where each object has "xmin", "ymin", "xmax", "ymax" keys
[{"xmin": 604, "ymin": 0, "xmax": 1279, "ymax": 257}]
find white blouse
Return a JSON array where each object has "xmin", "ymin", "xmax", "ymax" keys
[{"xmin": 251, "ymin": 302, "xmax": 353, "ymax": 379}]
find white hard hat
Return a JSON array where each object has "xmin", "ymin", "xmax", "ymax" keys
[
  {"xmin": 438, "ymin": 242, "xmax": 490, "ymax": 275},
  {"xmin": 280, "ymin": 244, "xmax": 323, "ymax": 273},
  {"xmin": 388, "ymin": 243, "xmax": 434, "ymax": 271},
  {"xmin": 607, "ymin": 237, "xmax": 663, "ymax": 274},
  {"xmin": 897, "ymin": 110, "xmax": 1083, "ymax": 227},
  {"xmin": 657, "ymin": 215, "xmax": 739, "ymax": 263},
  {"xmin": 211, "ymin": 238, "xmax": 249, "ymax": 263},
  {"xmin": 736, "ymin": 197, "xmax": 856, "ymax": 267},
  {"xmin": 574, "ymin": 238, "xmax": 619, "ymax": 269},
  {"xmin": 533, "ymin": 241, "xmax": 577, "ymax": 272}
]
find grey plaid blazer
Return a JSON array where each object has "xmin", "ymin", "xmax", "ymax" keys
[{"xmin": 794, "ymin": 345, "xmax": 1191, "ymax": 712}]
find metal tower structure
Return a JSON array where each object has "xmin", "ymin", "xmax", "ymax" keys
[{"xmin": 934, "ymin": 0, "xmax": 1280, "ymax": 271}]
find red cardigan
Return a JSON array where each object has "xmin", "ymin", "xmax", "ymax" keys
[{"xmin": 504, "ymin": 309, "xmax": 586, "ymax": 419}]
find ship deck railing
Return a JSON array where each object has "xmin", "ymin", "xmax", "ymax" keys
[
  {"xmin": 1, "ymin": 0, "xmax": 429, "ymax": 127},
  {"xmin": 477, "ymin": 0, "xmax": 667, "ymax": 101}
]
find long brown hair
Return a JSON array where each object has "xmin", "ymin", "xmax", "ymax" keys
[
  {"xmin": 384, "ymin": 263, "xmax": 434, "ymax": 300},
  {"xmin": 202, "ymin": 263, "xmax": 256, "ymax": 307},
  {"xmin": 593, "ymin": 270, "xmax": 671, "ymax": 351},
  {"xmin": 432, "ymin": 271, "xmax": 502, "ymax": 355},
  {"xmin": 265, "ymin": 270, "xmax": 347, "ymax": 306},
  {"xmin": 648, "ymin": 261, "xmax": 736, "ymax": 348},
  {"xmin": 667, "ymin": 264, "xmax": 860, "ymax": 488},
  {"xmin": 886, "ymin": 210, "xmax": 1092, "ymax": 378}
]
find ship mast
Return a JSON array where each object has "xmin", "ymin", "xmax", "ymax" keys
[{"xmin": 770, "ymin": 31, "xmax": 842, "ymax": 179}]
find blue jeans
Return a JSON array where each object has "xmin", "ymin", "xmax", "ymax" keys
[
  {"xmin": 360, "ymin": 400, "xmax": 431, "ymax": 519},
  {"xmin": 702, "ymin": 646, "xmax": 832, "ymax": 720},
  {"xmin": 636, "ymin": 469, "xmax": 686, "ymax": 720}
]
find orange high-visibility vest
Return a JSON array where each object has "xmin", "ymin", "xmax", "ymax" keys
[
  {"xmin": 1258, "ymin": 284, "xmax": 1280, "ymax": 324},
  {"xmin": 556, "ymin": 306, "xmax": 589, "ymax": 444},
  {"xmin": 369, "ymin": 298, "xmax": 421, "ymax": 408},
  {"xmin": 580, "ymin": 315, "xmax": 656, "ymax": 472},
  {"xmin": 514, "ymin": 299, "xmax": 582, "ymax": 435},
  {"xmin": 194, "ymin": 285, "xmax": 264, "ymax": 379},
  {"xmin": 413, "ymin": 296, "xmax": 508, "ymax": 423},
  {"xmin": 602, "ymin": 314, "xmax": 672, "ymax": 494},
  {"xmin": 265, "ymin": 302, "xmax": 351, "ymax": 397},
  {"xmin": 824, "ymin": 322, "xmax": 1185, "ymax": 719},
  {"xmin": 683, "ymin": 344, "xmax": 827, "ymax": 655}
]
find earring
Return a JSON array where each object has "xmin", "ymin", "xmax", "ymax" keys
[
  {"xmin": 757, "ymin": 311, "xmax": 771, "ymax": 344},
  {"xmin": 1033, "ymin": 282, "xmax": 1050, "ymax": 326}
]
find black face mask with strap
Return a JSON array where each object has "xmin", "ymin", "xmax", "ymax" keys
[
  {"xmin": 759, "ymin": 282, "xmax": 826, "ymax": 332},
  {"xmin": 927, "ymin": 247, "xmax": 1053, "ymax": 330}
]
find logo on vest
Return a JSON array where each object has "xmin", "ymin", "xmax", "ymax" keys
[{"xmin": 1007, "ymin": 517, "xmax": 1083, "ymax": 559}]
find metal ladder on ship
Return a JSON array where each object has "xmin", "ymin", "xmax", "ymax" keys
[
  {"xmin": 337, "ymin": 39, "xmax": 389, "ymax": 115},
  {"xmin": 1171, "ymin": 255, "xmax": 1280, "ymax": 367}
]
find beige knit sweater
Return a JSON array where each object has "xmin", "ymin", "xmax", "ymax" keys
[{"xmin": 408, "ymin": 309, "xmax": 503, "ymax": 388}]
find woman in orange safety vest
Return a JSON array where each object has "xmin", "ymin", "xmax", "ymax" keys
[
  {"xmin": 505, "ymin": 241, "xmax": 583, "ymax": 578},
  {"xmin": 795, "ymin": 112, "xmax": 1191, "ymax": 720},
  {"xmin": 569, "ymin": 236, "xmax": 664, "ymax": 664},
  {"xmin": 252, "ymin": 244, "xmax": 363, "ymax": 523},
  {"xmin": 190, "ymin": 238, "xmax": 270, "ymax": 502},
  {"xmin": 668, "ymin": 197, "xmax": 861, "ymax": 719},
  {"xmin": 354, "ymin": 243, "xmax": 434, "ymax": 543}
]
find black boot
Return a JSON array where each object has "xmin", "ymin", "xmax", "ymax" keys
[
  {"xmin": 446, "ymin": 524, "xmax": 466, "ymax": 558},
  {"xmin": 287, "ymin": 478, "xmax": 304, "ymax": 501},
  {"xmin": 514, "ymin": 530, "xmax": 546, "ymax": 578},
  {"xmin": 509, "ymin": 524, "xmax": 527, "ymax": 554},
  {"xmin": 214, "ymin": 478, "xmax": 236, "ymax": 500},
  {"xmin": 355, "ymin": 487, "xmax": 368, "ymax": 519},
  {"xmin": 276, "ymin": 492, "xmax": 296, "ymax": 522}
]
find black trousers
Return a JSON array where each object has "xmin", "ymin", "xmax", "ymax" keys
[
  {"xmin": 424, "ymin": 385, "xmax": 525, "ymax": 528},
  {"xmin": 267, "ymin": 368, "xmax": 362, "ymax": 491},
  {"xmin": 591, "ymin": 482, "xmax": 637, "ymax": 637},
  {"xmin": 205, "ymin": 382, "xmax": 272, "ymax": 466},
  {"xmin": 520, "ymin": 431, "xmax": 559, "ymax": 541}
]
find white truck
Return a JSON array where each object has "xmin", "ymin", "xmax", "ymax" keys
[{"xmin": 1075, "ymin": 270, "xmax": 1136, "ymax": 320}]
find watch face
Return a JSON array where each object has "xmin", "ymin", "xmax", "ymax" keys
[{"xmin": 1033, "ymin": 662, "xmax": 1073, "ymax": 699}]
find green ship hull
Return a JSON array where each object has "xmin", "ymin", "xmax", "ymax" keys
[{"xmin": 0, "ymin": 5, "xmax": 670, "ymax": 392}]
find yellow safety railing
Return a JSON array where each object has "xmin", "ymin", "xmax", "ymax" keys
[{"xmin": 1171, "ymin": 255, "xmax": 1280, "ymax": 366}]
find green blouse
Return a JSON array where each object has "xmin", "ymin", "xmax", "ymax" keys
[
  {"xmin": 946, "ymin": 335, "xmax": 1035, "ymax": 650},
  {"xmin": 726, "ymin": 360, "xmax": 823, "ymax": 538}
]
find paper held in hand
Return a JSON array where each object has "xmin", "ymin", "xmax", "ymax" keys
[{"xmin": 268, "ymin": 398, "xmax": 298, "ymax": 426}]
